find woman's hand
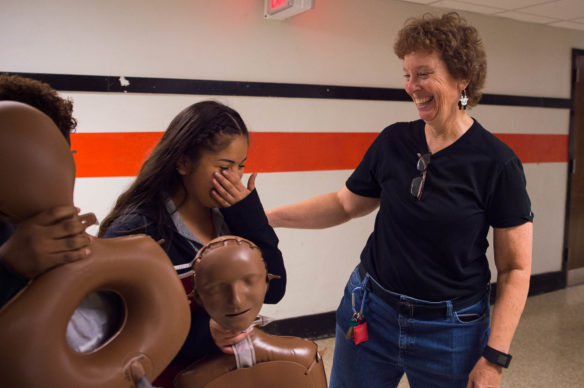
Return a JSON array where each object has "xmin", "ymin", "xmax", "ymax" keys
[
  {"xmin": 209, "ymin": 318, "xmax": 252, "ymax": 354},
  {"xmin": 211, "ymin": 170, "xmax": 257, "ymax": 208},
  {"xmin": 467, "ymin": 357, "xmax": 502, "ymax": 388}
]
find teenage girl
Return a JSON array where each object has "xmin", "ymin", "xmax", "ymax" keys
[{"xmin": 99, "ymin": 100, "xmax": 286, "ymax": 387}]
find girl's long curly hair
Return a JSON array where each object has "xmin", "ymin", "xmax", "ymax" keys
[{"xmin": 98, "ymin": 100, "xmax": 248, "ymax": 239}]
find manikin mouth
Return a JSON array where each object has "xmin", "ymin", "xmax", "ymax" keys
[{"xmin": 225, "ymin": 308, "xmax": 251, "ymax": 318}]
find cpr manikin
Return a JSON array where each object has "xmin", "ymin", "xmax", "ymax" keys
[
  {"xmin": 175, "ymin": 235, "xmax": 327, "ymax": 388},
  {"xmin": 0, "ymin": 101, "xmax": 191, "ymax": 387}
]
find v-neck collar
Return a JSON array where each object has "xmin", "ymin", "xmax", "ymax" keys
[{"xmin": 165, "ymin": 199, "xmax": 228, "ymax": 246}]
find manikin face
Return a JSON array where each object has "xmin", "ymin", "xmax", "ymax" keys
[
  {"xmin": 403, "ymin": 51, "xmax": 466, "ymax": 127},
  {"xmin": 177, "ymin": 134, "xmax": 248, "ymax": 209},
  {"xmin": 194, "ymin": 238, "xmax": 268, "ymax": 332}
]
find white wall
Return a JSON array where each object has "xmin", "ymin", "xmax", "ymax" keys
[{"xmin": 2, "ymin": 0, "xmax": 583, "ymax": 319}]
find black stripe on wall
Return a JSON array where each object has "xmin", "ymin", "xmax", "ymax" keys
[
  {"xmin": 2, "ymin": 71, "xmax": 572, "ymax": 109},
  {"xmin": 263, "ymin": 270, "xmax": 565, "ymax": 339}
]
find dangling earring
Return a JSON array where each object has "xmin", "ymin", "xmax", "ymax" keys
[{"xmin": 458, "ymin": 89, "xmax": 469, "ymax": 110}]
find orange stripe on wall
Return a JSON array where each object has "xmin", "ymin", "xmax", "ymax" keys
[
  {"xmin": 494, "ymin": 133, "xmax": 568, "ymax": 164},
  {"xmin": 71, "ymin": 132, "xmax": 568, "ymax": 178},
  {"xmin": 71, "ymin": 132, "xmax": 163, "ymax": 178},
  {"xmin": 246, "ymin": 132, "xmax": 379, "ymax": 173}
]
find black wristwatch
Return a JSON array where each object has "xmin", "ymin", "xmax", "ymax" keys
[{"xmin": 483, "ymin": 345, "xmax": 512, "ymax": 368}]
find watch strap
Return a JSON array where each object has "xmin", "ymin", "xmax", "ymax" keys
[{"xmin": 483, "ymin": 345, "xmax": 512, "ymax": 368}]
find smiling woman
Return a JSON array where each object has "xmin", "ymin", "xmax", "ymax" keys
[
  {"xmin": 394, "ymin": 12, "xmax": 486, "ymax": 109},
  {"xmin": 266, "ymin": 12, "xmax": 533, "ymax": 388},
  {"xmin": 395, "ymin": 12, "xmax": 485, "ymax": 153},
  {"xmin": 402, "ymin": 51, "xmax": 473, "ymax": 136}
]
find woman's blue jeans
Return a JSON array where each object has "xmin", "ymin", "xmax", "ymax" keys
[{"xmin": 329, "ymin": 265, "xmax": 490, "ymax": 388}]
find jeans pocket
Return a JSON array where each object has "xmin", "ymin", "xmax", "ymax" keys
[
  {"xmin": 453, "ymin": 297, "xmax": 489, "ymax": 324},
  {"xmin": 456, "ymin": 313, "xmax": 481, "ymax": 323}
]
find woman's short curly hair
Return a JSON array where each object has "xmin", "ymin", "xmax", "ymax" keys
[
  {"xmin": 393, "ymin": 12, "xmax": 487, "ymax": 108},
  {"xmin": 0, "ymin": 74, "xmax": 77, "ymax": 144}
]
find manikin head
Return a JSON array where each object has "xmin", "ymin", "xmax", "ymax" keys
[
  {"xmin": 0, "ymin": 101, "xmax": 75, "ymax": 223},
  {"xmin": 193, "ymin": 236, "xmax": 277, "ymax": 332}
]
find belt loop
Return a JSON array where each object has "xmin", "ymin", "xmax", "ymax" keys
[
  {"xmin": 445, "ymin": 300, "xmax": 453, "ymax": 318},
  {"xmin": 361, "ymin": 272, "xmax": 370, "ymax": 289},
  {"xmin": 350, "ymin": 270, "xmax": 370, "ymax": 317},
  {"xmin": 359, "ymin": 274, "xmax": 370, "ymax": 317},
  {"xmin": 406, "ymin": 300, "xmax": 414, "ymax": 317},
  {"xmin": 358, "ymin": 264, "xmax": 370, "ymax": 299}
]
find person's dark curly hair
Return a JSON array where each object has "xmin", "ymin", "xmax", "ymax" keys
[
  {"xmin": 0, "ymin": 74, "xmax": 77, "ymax": 143},
  {"xmin": 393, "ymin": 12, "xmax": 487, "ymax": 108}
]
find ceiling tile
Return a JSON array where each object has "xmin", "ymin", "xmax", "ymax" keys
[
  {"xmin": 432, "ymin": 0, "xmax": 503, "ymax": 15},
  {"xmin": 456, "ymin": 0, "xmax": 552, "ymax": 10},
  {"xmin": 393, "ymin": 0, "xmax": 584, "ymax": 32},
  {"xmin": 399, "ymin": 0, "xmax": 439, "ymax": 4},
  {"xmin": 496, "ymin": 11, "xmax": 558, "ymax": 24},
  {"xmin": 520, "ymin": 0, "xmax": 584, "ymax": 20},
  {"xmin": 547, "ymin": 20, "xmax": 584, "ymax": 31}
]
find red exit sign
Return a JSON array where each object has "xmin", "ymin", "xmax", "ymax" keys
[
  {"xmin": 270, "ymin": 0, "xmax": 289, "ymax": 10},
  {"xmin": 264, "ymin": 0, "xmax": 314, "ymax": 20}
]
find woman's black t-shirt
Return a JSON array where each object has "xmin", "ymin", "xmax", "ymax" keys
[{"xmin": 346, "ymin": 119, "xmax": 533, "ymax": 301}]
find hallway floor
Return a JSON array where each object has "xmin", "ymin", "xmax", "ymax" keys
[{"xmin": 314, "ymin": 284, "xmax": 584, "ymax": 387}]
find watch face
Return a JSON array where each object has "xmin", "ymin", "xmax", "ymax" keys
[
  {"xmin": 497, "ymin": 354, "xmax": 509, "ymax": 365},
  {"xmin": 484, "ymin": 346, "xmax": 511, "ymax": 368}
]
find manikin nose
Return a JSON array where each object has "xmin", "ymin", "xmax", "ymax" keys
[{"xmin": 228, "ymin": 283, "xmax": 244, "ymax": 306}]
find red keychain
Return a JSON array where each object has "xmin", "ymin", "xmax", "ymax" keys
[
  {"xmin": 353, "ymin": 320, "xmax": 368, "ymax": 345},
  {"xmin": 348, "ymin": 289, "xmax": 369, "ymax": 345}
]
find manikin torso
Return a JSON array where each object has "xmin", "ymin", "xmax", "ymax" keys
[
  {"xmin": 175, "ymin": 326, "xmax": 327, "ymax": 388},
  {"xmin": 0, "ymin": 101, "xmax": 190, "ymax": 388}
]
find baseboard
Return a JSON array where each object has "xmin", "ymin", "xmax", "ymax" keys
[
  {"xmin": 567, "ymin": 268, "xmax": 584, "ymax": 286},
  {"xmin": 264, "ymin": 271, "xmax": 566, "ymax": 339},
  {"xmin": 263, "ymin": 311, "xmax": 337, "ymax": 340},
  {"xmin": 527, "ymin": 270, "xmax": 566, "ymax": 296}
]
